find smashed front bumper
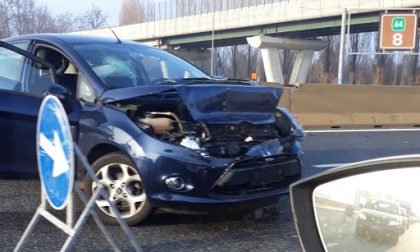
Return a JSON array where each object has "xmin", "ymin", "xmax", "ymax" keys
[
  {"xmin": 211, "ymin": 155, "xmax": 301, "ymax": 197},
  {"xmin": 146, "ymin": 154, "xmax": 301, "ymax": 213},
  {"xmin": 131, "ymin": 131, "xmax": 302, "ymax": 213}
]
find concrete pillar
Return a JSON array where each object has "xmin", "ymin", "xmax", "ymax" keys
[
  {"xmin": 289, "ymin": 50, "xmax": 315, "ymax": 84},
  {"xmin": 165, "ymin": 46, "xmax": 211, "ymax": 74},
  {"xmin": 260, "ymin": 48, "xmax": 284, "ymax": 83},
  {"xmin": 247, "ymin": 35, "xmax": 328, "ymax": 84}
]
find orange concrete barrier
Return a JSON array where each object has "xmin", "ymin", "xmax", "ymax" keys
[{"xmin": 262, "ymin": 83, "xmax": 420, "ymax": 129}]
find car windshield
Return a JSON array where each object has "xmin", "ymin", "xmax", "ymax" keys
[
  {"xmin": 73, "ymin": 43, "xmax": 208, "ymax": 89},
  {"xmin": 365, "ymin": 200, "xmax": 399, "ymax": 215}
]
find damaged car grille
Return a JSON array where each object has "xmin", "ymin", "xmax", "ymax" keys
[
  {"xmin": 201, "ymin": 123, "xmax": 280, "ymax": 158},
  {"xmin": 210, "ymin": 155, "xmax": 301, "ymax": 197}
]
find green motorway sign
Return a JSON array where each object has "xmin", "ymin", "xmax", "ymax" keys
[{"xmin": 392, "ymin": 17, "xmax": 406, "ymax": 31}]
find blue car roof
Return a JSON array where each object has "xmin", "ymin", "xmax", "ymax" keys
[{"xmin": 4, "ymin": 33, "xmax": 146, "ymax": 47}]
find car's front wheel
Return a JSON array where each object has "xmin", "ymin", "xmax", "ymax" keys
[
  {"xmin": 355, "ymin": 224, "xmax": 364, "ymax": 238},
  {"xmin": 83, "ymin": 152, "xmax": 153, "ymax": 226},
  {"xmin": 388, "ymin": 234, "xmax": 399, "ymax": 245}
]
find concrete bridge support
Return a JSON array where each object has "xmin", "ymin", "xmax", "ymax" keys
[
  {"xmin": 247, "ymin": 35, "xmax": 328, "ymax": 84},
  {"xmin": 290, "ymin": 50, "xmax": 316, "ymax": 84},
  {"xmin": 165, "ymin": 46, "xmax": 211, "ymax": 73},
  {"xmin": 259, "ymin": 47, "xmax": 285, "ymax": 84}
]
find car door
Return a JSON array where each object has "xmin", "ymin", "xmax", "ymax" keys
[
  {"xmin": 27, "ymin": 43, "xmax": 83, "ymax": 148},
  {"xmin": 0, "ymin": 41, "xmax": 76, "ymax": 175}
]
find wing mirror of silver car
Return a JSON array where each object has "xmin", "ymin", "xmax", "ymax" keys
[{"xmin": 290, "ymin": 156, "xmax": 420, "ymax": 252}]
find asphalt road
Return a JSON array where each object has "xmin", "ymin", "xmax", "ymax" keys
[
  {"xmin": 301, "ymin": 129, "xmax": 420, "ymax": 177},
  {"xmin": 0, "ymin": 180, "xmax": 300, "ymax": 251},
  {"xmin": 2, "ymin": 129, "xmax": 420, "ymax": 251}
]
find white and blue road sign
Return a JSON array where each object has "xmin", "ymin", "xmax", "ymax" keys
[{"xmin": 37, "ymin": 95, "xmax": 74, "ymax": 210}]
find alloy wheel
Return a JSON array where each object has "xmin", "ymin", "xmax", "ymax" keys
[{"xmin": 92, "ymin": 163, "xmax": 146, "ymax": 219}]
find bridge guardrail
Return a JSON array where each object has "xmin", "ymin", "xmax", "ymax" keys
[{"xmin": 262, "ymin": 83, "xmax": 420, "ymax": 129}]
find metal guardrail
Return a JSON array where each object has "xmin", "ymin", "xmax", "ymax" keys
[
  {"xmin": 142, "ymin": 0, "xmax": 293, "ymax": 22},
  {"xmin": 263, "ymin": 83, "xmax": 420, "ymax": 129}
]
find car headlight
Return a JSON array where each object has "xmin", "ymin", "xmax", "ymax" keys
[{"xmin": 276, "ymin": 108, "xmax": 305, "ymax": 141}]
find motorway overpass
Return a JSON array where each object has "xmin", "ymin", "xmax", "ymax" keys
[
  {"xmin": 77, "ymin": 0, "xmax": 420, "ymax": 48},
  {"xmin": 76, "ymin": 0, "xmax": 420, "ymax": 83}
]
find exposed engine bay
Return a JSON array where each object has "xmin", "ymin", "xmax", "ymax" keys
[
  {"xmin": 137, "ymin": 111, "xmax": 295, "ymax": 158},
  {"xmin": 111, "ymin": 87, "xmax": 302, "ymax": 159}
]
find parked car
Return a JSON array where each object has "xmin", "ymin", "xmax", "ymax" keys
[{"xmin": 0, "ymin": 34, "xmax": 304, "ymax": 225}]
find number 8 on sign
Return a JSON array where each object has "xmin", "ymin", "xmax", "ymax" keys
[{"xmin": 393, "ymin": 33, "xmax": 403, "ymax": 46}]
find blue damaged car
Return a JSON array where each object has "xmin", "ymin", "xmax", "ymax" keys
[{"xmin": 0, "ymin": 34, "xmax": 304, "ymax": 225}]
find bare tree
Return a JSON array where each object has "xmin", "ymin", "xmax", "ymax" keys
[
  {"xmin": 319, "ymin": 36, "xmax": 338, "ymax": 83},
  {"xmin": 0, "ymin": 0, "xmax": 109, "ymax": 37},
  {"xmin": 347, "ymin": 33, "xmax": 359, "ymax": 84},
  {"xmin": 0, "ymin": 1, "xmax": 12, "ymax": 37},
  {"xmin": 31, "ymin": 5, "xmax": 65, "ymax": 33},
  {"xmin": 119, "ymin": 0, "xmax": 146, "ymax": 25},
  {"xmin": 230, "ymin": 45, "xmax": 239, "ymax": 78},
  {"xmin": 401, "ymin": 54, "xmax": 418, "ymax": 85},
  {"xmin": 308, "ymin": 52, "xmax": 322, "ymax": 83},
  {"xmin": 373, "ymin": 32, "xmax": 385, "ymax": 85},
  {"xmin": 78, "ymin": 6, "xmax": 108, "ymax": 30},
  {"xmin": 9, "ymin": 0, "xmax": 36, "ymax": 35},
  {"xmin": 54, "ymin": 13, "xmax": 78, "ymax": 33},
  {"xmin": 279, "ymin": 49, "xmax": 295, "ymax": 84}
]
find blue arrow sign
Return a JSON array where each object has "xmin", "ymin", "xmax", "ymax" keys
[{"xmin": 37, "ymin": 95, "xmax": 74, "ymax": 210}]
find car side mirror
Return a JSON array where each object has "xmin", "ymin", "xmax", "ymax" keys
[
  {"xmin": 46, "ymin": 84, "xmax": 73, "ymax": 113},
  {"xmin": 290, "ymin": 156, "xmax": 420, "ymax": 252}
]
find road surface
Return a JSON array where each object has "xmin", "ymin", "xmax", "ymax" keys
[{"xmin": 2, "ymin": 129, "xmax": 420, "ymax": 251}]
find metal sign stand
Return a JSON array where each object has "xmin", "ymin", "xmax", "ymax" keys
[
  {"xmin": 14, "ymin": 144, "xmax": 142, "ymax": 252},
  {"xmin": 337, "ymin": 7, "xmax": 420, "ymax": 84}
]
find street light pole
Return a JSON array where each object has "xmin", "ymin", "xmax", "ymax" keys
[
  {"xmin": 338, "ymin": 8, "xmax": 347, "ymax": 84},
  {"xmin": 210, "ymin": 0, "xmax": 216, "ymax": 76}
]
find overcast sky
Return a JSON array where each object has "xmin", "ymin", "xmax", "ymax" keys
[{"xmin": 36, "ymin": 0, "xmax": 125, "ymax": 26}]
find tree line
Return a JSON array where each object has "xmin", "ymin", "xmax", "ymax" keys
[{"xmin": 0, "ymin": 0, "xmax": 108, "ymax": 38}]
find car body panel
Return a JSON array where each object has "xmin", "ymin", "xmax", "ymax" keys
[
  {"xmin": 174, "ymin": 84, "xmax": 282, "ymax": 124},
  {"xmin": 0, "ymin": 91, "xmax": 41, "ymax": 173}
]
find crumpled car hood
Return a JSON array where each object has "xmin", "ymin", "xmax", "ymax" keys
[
  {"xmin": 175, "ymin": 85, "xmax": 282, "ymax": 124},
  {"xmin": 101, "ymin": 84, "xmax": 282, "ymax": 124}
]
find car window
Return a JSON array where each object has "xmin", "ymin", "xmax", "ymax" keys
[
  {"xmin": 366, "ymin": 200, "xmax": 399, "ymax": 214},
  {"xmin": 77, "ymin": 74, "xmax": 95, "ymax": 103},
  {"xmin": 73, "ymin": 43, "xmax": 208, "ymax": 89},
  {"xmin": 0, "ymin": 42, "xmax": 28, "ymax": 92},
  {"xmin": 26, "ymin": 45, "xmax": 90, "ymax": 98}
]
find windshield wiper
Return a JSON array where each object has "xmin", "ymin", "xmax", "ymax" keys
[
  {"xmin": 148, "ymin": 77, "xmax": 214, "ymax": 85},
  {"xmin": 176, "ymin": 77, "xmax": 252, "ymax": 85},
  {"xmin": 149, "ymin": 78, "xmax": 179, "ymax": 85},
  {"xmin": 150, "ymin": 77, "xmax": 254, "ymax": 85}
]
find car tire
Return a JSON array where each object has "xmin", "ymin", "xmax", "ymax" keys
[
  {"xmin": 355, "ymin": 225, "xmax": 363, "ymax": 238},
  {"xmin": 83, "ymin": 152, "xmax": 153, "ymax": 226},
  {"xmin": 389, "ymin": 234, "xmax": 399, "ymax": 245}
]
